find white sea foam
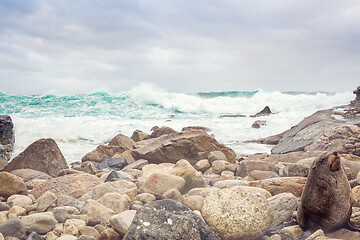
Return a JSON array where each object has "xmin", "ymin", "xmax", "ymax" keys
[{"xmin": 3, "ymin": 83, "xmax": 354, "ymax": 164}]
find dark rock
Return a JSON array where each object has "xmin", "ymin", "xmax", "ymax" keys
[
  {"xmin": 132, "ymin": 130, "xmax": 236, "ymax": 165},
  {"xmin": 352, "ymin": 86, "xmax": 360, "ymax": 104},
  {"xmin": 123, "ymin": 199, "xmax": 220, "ymax": 240},
  {"xmin": 250, "ymin": 106, "xmax": 272, "ymax": 117},
  {"xmin": 96, "ymin": 157, "xmax": 127, "ymax": 171},
  {"xmin": 150, "ymin": 126, "xmax": 177, "ymax": 138},
  {"xmin": 219, "ymin": 114, "xmax": 246, "ymax": 118},
  {"xmin": 0, "ymin": 218, "xmax": 26, "ymax": 239},
  {"xmin": 0, "ymin": 202, "xmax": 9, "ymax": 211},
  {"xmin": 104, "ymin": 171, "xmax": 121, "ymax": 182},
  {"xmin": 2, "ymin": 138, "xmax": 68, "ymax": 177},
  {"xmin": 0, "ymin": 115, "xmax": 14, "ymax": 162},
  {"xmin": 182, "ymin": 126, "xmax": 211, "ymax": 132},
  {"xmin": 27, "ymin": 232, "xmax": 44, "ymax": 240}
]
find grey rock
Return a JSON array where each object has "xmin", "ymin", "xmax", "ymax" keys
[
  {"xmin": 123, "ymin": 199, "xmax": 220, "ymax": 240},
  {"xmin": 104, "ymin": 171, "xmax": 121, "ymax": 182},
  {"xmin": 0, "ymin": 115, "xmax": 14, "ymax": 162},
  {"xmin": 26, "ymin": 232, "xmax": 43, "ymax": 240},
  {"xmin": 0, "ymin": 218, "xmax": 26, "ymax": 239},
  {"xmin": 56, "ymin": 195, "xmax": 83, "ymax": 210},
  {"xmin": 96, "ymin": 158, "xmax": 127, "ymax": 171},
  {"xmin": 0, "ymin": 203, "xmax": 9, "ymax": 212}
]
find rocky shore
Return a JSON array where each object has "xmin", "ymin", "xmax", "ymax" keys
[{"xmin": 0, "ymin": 88, "xmax": 359, "ymax": 240}]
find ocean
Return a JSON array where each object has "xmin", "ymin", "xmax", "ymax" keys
[{"xmin": 0, "ymin": 83, "xmax": 354, "ymax": 164}]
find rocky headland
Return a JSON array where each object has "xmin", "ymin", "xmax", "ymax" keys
[{"xmin": 0, "ymin": 87, "xmax": 360, "ymax": 240}]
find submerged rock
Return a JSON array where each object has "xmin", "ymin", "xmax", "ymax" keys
[
  {"xmin": 123, "ymin": 199, "xmax": 220, "ymax": 240},
  {"xmin": 3, "ymin": 138, "xmax": 68, "ymax": 177}
]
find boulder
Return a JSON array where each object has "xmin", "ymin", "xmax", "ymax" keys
[
  {"xmin": 131, "ymin": 130, "xmax": 150, "ymax": 142},
  {"xmin": 194, "ymin": 159, "xmax": 211, "ymax": 172},
  {"xmin": 10, "ymin": 169, "xmax": 52, "ymax": 182},
  {"xmin": 0, "ymin": 115, "xmax": 15, "ymax": 162},
  {"xmin": 251, "ymin": 177, "xmax": 307, "ymax": 197},
  {"xmin": 248, "ymin": 170, "xmax": 279, "ymax": 180},
  {"xmin": 150, "ymin": 126, "xmax": 177, "ymax": 138},
  {"xmin": 81, "ymin": 144, "xmax": 128, "ymax": 163},
  {"xmin": 81, "ymin": 199, "xmax": 115, "ymax": 225},
  {"xmin": 0, "ymin": 172, "xmax": 28, "ymax": 197},
  {"xmin": 96, "ymin": 158, "xmax": 127, "ymax": 171},
  {"xmin": 21, "ymin": 212, "xmax": 58, "ymax": 234},
  {"xmin": 3, "ymin": 138, "xmax": 68, "ymax": 177},
  {"xmin": 63, "ymin": 218, "xmax": 86, "ymax": 235},
  {"xmin": 268, "ymin": 193, "xmax": 298, "ymax": 228},
  {"xmin": 236, "ymin": 160, "xmax": 279, "ymax": 178},
  {"xmin": 201, "ymin": 188, "xmax": 272, "ymax": 240},
  {"xmin": 182, "ymin": 126, "xmax": 210, "ymax": 132},
  {"xmin": 0, "ymin": 218, "xmax": 26, "ymax": 239},
  {"xmin": 108, "ymin": 134, "xmax": 135, "ymax": 149},
  {"xmin": 109, "ymin": 210, "xmax": 137, "ymax": 236},
  {"xmin": 132, "ymin": 130, "xmax": 236, "ymax": 165},
  {"xmin": 123, "ymin": 199, "xmax": 220, "ymax": 240},
  {"xmin": 31, "ymin": 173, "xmax": 102, "ymax": 199},
  {"xmin": 140, "ymin": 173, "xmax": 185, "ymax": 196},
  {"xmin": 97, "ymin": 192, "xmax": 129, "ymax": 214},
  {"xmin": 250, "ymin": 106, "xmax": 272, "ymax": 117}
]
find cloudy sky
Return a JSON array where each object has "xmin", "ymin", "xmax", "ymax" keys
[{"xmin": 0, "ymin": 0, "xmax": 359, "ymax": 95}]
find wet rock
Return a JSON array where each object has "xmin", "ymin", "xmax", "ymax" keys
[
  {"xmin": 250, "ymin": 106, "xmax": 272, "ymax": 117},
  {"xmin": 31, "ymin": 173, "xmax": 102, "ymax": 199},
  {"xmin": 0, "ymin": 218, "xmax": 26, "ymax": 239},
  {"xmin": 123, "ymin": 199, "xmax": 220, "ymax": 240},
  {"xmin": 3, "ymin": 138, "xmax": 68, "ymax": 177},
  {"xmin": 131, "ymin": 130, "xmax": 150, "ymax": 142},
  {"xmin": 132, "ymin": 130, "xmax": 236, "ymax": 165},
  {"xmin": 0, "ymin": 172, "xmax": 28, "ymax": 197},
  {"xmin": 201, "ymin": 188, "xmax": 272, "ymax": 240}
]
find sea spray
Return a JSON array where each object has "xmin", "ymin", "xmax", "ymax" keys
[{"xmin": 0, "ymin": 83, "xmax": 354, "ymax": 164}]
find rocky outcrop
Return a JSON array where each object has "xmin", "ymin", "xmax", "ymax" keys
[
  {"xmin": 132, "ymin": 130, "xmax": 236, "ymax": 165},
  {"xmin": 0, "ymin": 115, "xmax": 14, "ymax": 162},
  {"xmin": 150, "ymin": 126, "xmax": 177, "ymax": 138},
  {"xmin": 351, "ymin": 86, "xmax": 360, "ymax": 105},
  {"xmin": 250, "ymin": 106, "xmax": 272, "ymax": 117},
  {"xmin": 2, "ymin": 138, "xmax": 68, "ymax": 177},
  {"xmin": 131, "ymin": 130, "xmax": 150, "ymax": 142},
  {"xmin": 123, "ymin": 199, "xmax": 220, "ymax": 240}
]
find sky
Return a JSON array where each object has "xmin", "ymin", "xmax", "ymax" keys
[{"xmin": 0, "ymin": 0, "xmax": 359, "ymax": 95}]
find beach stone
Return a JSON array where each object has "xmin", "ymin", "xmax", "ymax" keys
[
  {"xmin": 162, "ymin": 188, "xmax": 185, "ymax": 203},
  {"xmin": 0, "ymin": 218, "xmax": 26, "ymax": 239},
  {"xmin": 52, "ymin": 206, "xmax": 79, "ymax": 223},
  {"xmin": 133, "ymin": 193, "xmax": 156, "ymax": 204},
  {"xmin": 132, "ymin": 130, "xmax": 236, "ymax": 165},
  {"xmin": 122, "ymin": 159, "xmax": 148, "ymax": 171},
  {"xmin": 187, "ymin": 187, "xmax": 220, "ymax": 198},
  {"xmin": 10, "ymin": 169, "xmax": 52, "ymax": 182},
  {"xmin": 108, "ymin": 134, "xmax": 135, "ymax": 149},
  {"xmin": 352, "ymin": 186, "xmax": 360, "ymax": 207},
  {"xmin": 63, "ymin": 219, "xmax": 86, "ymax": 236},
  {"xmin": 236, "ymin": 160, "xmax": 279, "ymax": 178},
  {"xmin": 96, "ymin": 158, "xmax": 127, "ymax": 171},
  {"xmin": 109, "ymin": 210, "xmax": 136, "ymax": 236},
  {"xmin": 79, "ymin": 162, "xmax": 96, "ymax": 175},
  {"xmin": 101, "ymin": 171, "xmax": 134, "ymax": 183},
  {"xmin": 21, "ymin": 212, "xmax": 58, "ymax": 234},
  {"xmin": 268, "ymin": 193, "xmax": 298, "ymax": 228},
  {"xmin": 8, "ymin": 206, "xmax": 26, "ymax": 216},
  {"xmin": 194, "ymin": 159, "xmax": 211, "ymax": 172},
  {"xmin": 97, "ymin": 192, "xmax": 129, "ymax": 214},
  {"xmin": 278, "ymin": 225, "xmax": 304, "ymax": 240},
  {"xmin": 112, "ymin": 149, "xmax": 135, "ymax": 165},
  {"xmin": 0, "ymin": 172, "xmax": 28, "ymax": 197},
  {"xmin": 0, "ymin": 203, "xmax": 9, "ymax": 212},
  {"xmin": 57, "ymin": 235, "xmax": 77, "ymax": 240},
  {"xmin": 131, "ymin": 130, "xmax": 150, "ymax": 142},
  {"xmin": 82, "ymin": 144, "xmax": 128, "ymax": 163},
  {"xmin": 140, "ymin": 163, "xmax": 175, "ymax": 178},
  {"xmin": 140, "ymin": 173, "xmax": 185, "ymax": 196},
  {"xmin": 31, "ymin": 173, "xmax": 102, "ymax": 199},
  {"xmin": 80, "ymin": 199, "xmax": 115, "ymax": 225},
  {"xmin": 212, "ymin": 179, "xmax": 249, "ymax": 189},
  {"xmin": 37, "ymin": 191, "xmax": 57, "ymax": 212},
  {"xmin": 248, "ymin": 170, "xmax": 278, "ymax": 180},
  {"xmin": 7, "ymin": 195, "xmax": 33, "ymax": 208},
  {"xmin": 123, "ymin": 199, "xmax": 220, "ymax": 240},
  {"xmin": 79, "ymin": 226, "xmax": 101, "ymax": 239},
  {"xmin": 0, "ymin": 159, "xmax": 7, "ymax": 172},
  {"xmin": 208, "ymin": 151, "xmax": 227, "ymax": 164},
  {"xmin": 305, "ymin": 229, "xmax": 325, "ymax": 240},
  {"xmin": 58, "ymin": 169, "xmax": 83, "ymax": 176},
  {"xmin": 100, "ymin": 228, "xmax": 120, "ymax": 240},
  {"xmin": 202, "ymin": 188, "xmax": 272, "ymax": 240},
  {"xmin": 27, "ymin": 232, "xmax": 43, "ymax": 240},
  {"xmin": 3, "ymin": 138, "xmax": 68, "ymax": 177},
  {"xmin": 168, "ymin": 159, "xmax": 207, "ymax": 194},
  {"xmin": 79, "ymin": 180, "xmax": 138, "ymax": 201},
  {"xmin": 0, "ymin": 212, "xmax": 8, "ymax": 224},
  {"xmin": 220, "ymin": 171, "xmax": 235, "ymax": 180},
  {"xmin": 183, "ymin": 195, "xmax": 204, "ymax": 211},
  {"xmin": 56, "ymin": 195, "xmax": 83, "ymax": 209},
  {"xmin": 150, "ymin": 126, "xmax": 177, "ymax": 138},
  {"xmin": 283, "ymin": 163, "xmax": 310, "ymax": 177},
  {"xmin": 211, "ymin": 160, "xmax": 227, "ymax": 174},
  {"xmin": 251, "ymin": 177, "xmax": 307, "ymax": 197}
]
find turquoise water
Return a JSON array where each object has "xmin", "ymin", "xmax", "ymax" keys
[{"xmin": 0, "ymin": 84, "xmax": 354, "ymax": 164}]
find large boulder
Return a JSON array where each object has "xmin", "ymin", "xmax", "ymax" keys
[
  {"xmin": 150, "ymin": 126, "xmax": 177, "ymax": 138},
  {"xmin": 132, "ymin": 130, "xmax": 236, "ymax": 165},
  {"xmin": 0, "ymin": 172, "xmax": 28, "ymax": 197},
  {"xmin": 31, "ymin": 173, "xmax": 102, "ymax": 199},
  {"xmin": 108, "ymin": 134, "xmax": 135, "ymax": 149},
  {"xmin": 201, "ymin": 188, "xmax": 272, "ymax": 240},
  {"xmin": 123, "ymin": 199, "xmax": 220, "ymax": 240},
  {"xmin": 0, "ymin": 115, "xmax": 15, "ymax": 162},
  {"xmin": 81, "ymin": 144, "xmax": 128, "ymax": 163},
  {"xmin": 2, "ymin": 138, "xmax": 68, "ymax": 177}
]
